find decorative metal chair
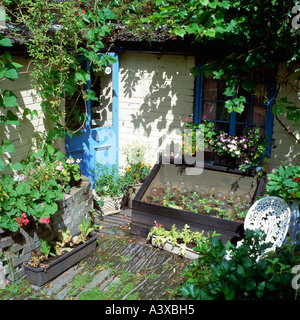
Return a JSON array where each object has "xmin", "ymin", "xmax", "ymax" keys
[
  {"xmin": 226, "ymin": 196, "xmax": 291, "ymax": 260},
  {"xmin": 244, "ymin": 196, "xmax": 291, "ymax": 254}
]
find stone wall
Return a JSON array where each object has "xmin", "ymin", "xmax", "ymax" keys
[{"xmin": 0, "ymin": 175, "xmax": 92, "ymax": 286}]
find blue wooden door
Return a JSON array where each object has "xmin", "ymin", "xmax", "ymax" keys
[{"xmin": 65, "ymin": 53, "xmax": 119, "ymax": 187}]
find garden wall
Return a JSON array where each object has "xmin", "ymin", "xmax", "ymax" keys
[
  {"xmin": 0, "ymin": 175, "xmax": 92, "ymax": 286},
  {"xmin": 118, "ymin": 52, "xmax": 195, "ymax": 169}
]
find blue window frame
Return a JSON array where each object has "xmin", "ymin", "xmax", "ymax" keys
[{"xmin": 194, "ymin": 61, "xmax": 276, "ymax": 157}]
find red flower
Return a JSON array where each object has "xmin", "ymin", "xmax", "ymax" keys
[
  {"xmin": 185, "ymin": 117, "xmax": 189, "ymax": 122},
  {"xmin": 292, "ymin": 176, "xmax": 300, "ymax": 184},
  {"xmin": 16, "ymin": 213, "xmax": 29, "ymax": 227}
]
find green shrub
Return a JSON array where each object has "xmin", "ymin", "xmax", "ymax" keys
[{"xmin": 181, "ymin": 229, "xmax": 300, "ymax": 300}]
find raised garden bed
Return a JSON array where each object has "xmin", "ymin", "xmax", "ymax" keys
[{"xmin": 131, "ymin": 157, "xmax": 266, "ymax": 243}]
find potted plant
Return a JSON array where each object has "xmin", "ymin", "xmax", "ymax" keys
[
  {"xmin": 23, "ymin": 217, "xmax": 98, "ymax": 286},
  {"xmin": 93, "ymin": 164, "xmax": 126, "ymax": 216},
  {"xmin": 266, "ymin": 164, "xmax": 300, "ymax": 242},
  {"xmin": 122, "ymin": 144, "xmax": 152, "ymax": 208},
  {"xmin": 147, "ymin": 221, "xmax": 219, "ymax": 260}
]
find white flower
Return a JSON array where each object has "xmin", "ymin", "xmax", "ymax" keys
[
  {"xmin": 76, "ymin": 159, "xmax": 82, "ymax": 163},
  {"xmin": 66, "ymin": 158, "xmax": 74, "ymax": 164},
  {"xmin": 105, "ymin": 67, "xmax": 111, "ymax": 75}
]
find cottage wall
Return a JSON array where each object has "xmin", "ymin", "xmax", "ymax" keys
[
  {"xmin": 1, "ymin": 55, "xmax": 299, "ymax": 174},
  {"xmin": 265, "ymin": 62, "xmax": 300, "ymax": 173},
  {"xmin": 118, "ymin": 52, "xmax": 195, "ymax": 169},
  {"xmin": 0, "ymin": 57, "xmax": 65, "ymax": 170}
]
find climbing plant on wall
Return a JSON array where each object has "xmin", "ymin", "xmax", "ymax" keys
[
  {"xmin": 106, "ymin": 0, "xmax": 300, "ymax": 125},
  {"xmin": 3, "ymin": 0, "xmax": 117, "ymax": 144},
  {"xmin": 0, "ymin": 34, "xmax": 23, "ymax": 172}
]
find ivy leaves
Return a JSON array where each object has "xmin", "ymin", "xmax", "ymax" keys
[
  {"xmin": 0, "ymin": 34, "xmax": 24, "ymax": 172},
  {"xmin": 117, "ymin": 0, "xmax": 299, "ymax": 120}
]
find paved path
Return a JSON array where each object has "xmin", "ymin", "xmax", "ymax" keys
[{"xmin": 0, "ymin": 209, "xmax": 190, "ymax": 300}]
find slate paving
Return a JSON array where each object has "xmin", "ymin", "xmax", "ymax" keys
[{"xmin": 0, "ymin": 208, "xmax": 190, "ymax": 300}]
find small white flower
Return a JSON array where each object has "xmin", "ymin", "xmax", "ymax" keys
[
  {"xmin": 105, "ymin": 67, "xmax": 111, "ymax": 75},
  {"xmin": 76, "ymin": 159, "xmax": 82, "ymax": 163},
  {"xmin": 66, "ymin": 158, "xmax": 74, "ymax": 164}
]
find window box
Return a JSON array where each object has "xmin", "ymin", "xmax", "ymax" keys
[{"xmin": 23, "ymin": 231, "xmax": 98, "ymax": 286}]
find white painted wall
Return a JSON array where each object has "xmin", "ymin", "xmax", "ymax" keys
[
  {"xmin": 118, "ymin": 52, "xmax": 195, "ymax": 170},
  {"xmin": 0, "ymin": 57, "xmax": 64, "ymax": 170},
  {"xmin": 265, "ymin": 62, "xmax": 300, "ymax": 172}
]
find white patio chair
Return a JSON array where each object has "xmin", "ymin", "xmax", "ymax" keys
[{"xmin": 226, "ymin": 196, "xmax": 291, "ymax": 260}]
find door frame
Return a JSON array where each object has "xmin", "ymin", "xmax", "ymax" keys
[{"xmin": 65, "ymin": 52, "xmax": 119, "ymax": 187}]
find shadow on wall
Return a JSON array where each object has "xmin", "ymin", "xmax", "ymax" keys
[
  {"xmin": 120, "ymin": 53, "xmax": 195, "ymax": 161},
  {"xmin": 0, "ymin": 58, "xmax": 47, "ymax": 169},
  {"xmin": 265, "ymin": 63, "xmax": 300, "ymax": 171}
]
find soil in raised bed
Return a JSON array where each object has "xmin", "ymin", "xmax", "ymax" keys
[{"xmin": 144, "ymin": 186, "xmax": 250, "ymax": 223}]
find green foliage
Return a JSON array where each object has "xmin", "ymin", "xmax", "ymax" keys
[
  {"xmin": 123, "ymin": 144, "xmax": 152, "ymax": 185},
  {"xmin": 0, "ymin": 34, "xmax": 23, "ymax": 172},
  {"xmin": 3, "ymin": 0, "xmax": 117, "ymax": 142},
  {"xmin": 79, "ymin": 217, "xmax": 94, "ymax": 241},
  {"xmin": 147, "ymin": 222, "xmax": 220, "ymax": 256},
  {"xmin": 0, "ymin": 147, "xmax": 81, "ymax": 232},
  {"xmin": 109, "ymin": 0, "xmax": 300, "ymax": 122},
  {"xmin": 39, "ymin": 238, "xmax": 55, "ymax": 259},
  {"xmin": 181, "ymin": 229, "xmax": 299, "ymax": 300},
  {"xmin": 266, "ymin": 165, "xmax": 300, "ymax": 200},
  {"xmin": 94, "ymin": 164, "xmax": 126, "ymax": 198},
  {"xmin": 27, "ymin": 217, "xmax": 95, "ymax": 267},
  {"xmin": 184, "ymin": 119, "xmax": 267, "ymax": 171}
]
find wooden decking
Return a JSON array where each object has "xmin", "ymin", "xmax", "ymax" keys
[{"xmin": 0, "ymin": 209, "xmax": 190, "ymax": 300}]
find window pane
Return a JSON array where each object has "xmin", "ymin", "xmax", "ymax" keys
[
  {"xmin": 253, "ymin": 67, "xmax": 269, "ymax": 104},
  {"xmin": 235, "ymin": 124, "xmax": 250, "ymax": 136},
  {"xmin": 218, "ymin": 80, "xmax": 226, "ymax": 100},
  {"xmin": 65, "ymin": 61, "xmax": 87, "ymax": 131},
  {"xmin": 216, "ymin": 102, "xmax": 230, "ymax": 121},
  {"xmin": 215, "ymin": 122, "xmax": 229, "ymax": 133},
  {"xmin": 65, "ymin": 91, "xmax": 86, "ymax": 131},
  {"xmin": 203, "ymin": 101, "xmax": 216, "ymax": 120},
  {"xmin": 203, "ymin": 80, "xmax": 217, "ymax": 100},
  {"xmin": 252, "ymin": 105, "xmax": 267, "ymax": 125},
  {"xmin": 236, "ymin": 104, "xmax": 251, "ymax": 123},
  {"xmin": 91, "ymin": 68, "xmax": 113, "ymax": 128}
]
